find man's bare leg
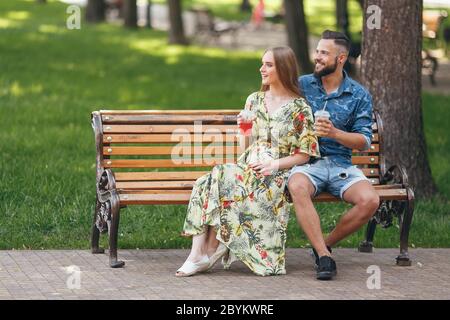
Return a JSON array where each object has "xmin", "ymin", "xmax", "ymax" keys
[
  {"xmin": 325, "ymin": 180, "xmax": 379, "ymax": 247},
  {"xmin": 288, "ymin": 173, "xmax": 331, "ymax": 257}
]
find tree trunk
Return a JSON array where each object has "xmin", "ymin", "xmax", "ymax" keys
[
  {"xmin": 356, "ymin": 0, "xmax": 365, "ymax": 10},
  {"xmin": 168, "ymin": 0, "xmax": 189, "ymax": 45},
  {"xmin": 147, "ymin": 0, "xmax": 152, "ymax": 29},
  {"xmin": 336, "ymin": 0, "xmax": 351, "ymax": 39},
  {"xmin": 123, "ymin": 0, "xmax": 137, "ymax": 28},
  {"xmin": 240, "ymin": 0, "xmax": 252, "ymax": 12},
  {"xmin": 283, "ymin": 0, "xmax": 313, "ymax": 74},
  {"xmin": 86, "ymin": 0, "xmax": 105, "ymax": 23},
  {"xmin": 361, "ymin": 0, "xmax": 437, "ymax": 198}
]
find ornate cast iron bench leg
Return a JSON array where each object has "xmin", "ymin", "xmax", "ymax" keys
[
  {"xmin": 396, "ymin": 187, "xmax": 414, "ymax": 266},
  {"xmin": 91, "ymin": 195, "xmax": 105, "ymax": 254},
  {"xmin": 93, "ymin": 170, "xmax": 125, "ymax": 268},
  {"xmin": 107, "ymin": 190, "xmax": 125, "ymax": 268}
]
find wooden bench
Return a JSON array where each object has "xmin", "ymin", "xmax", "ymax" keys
[
  {"xmin": 422, "ymin": 10, "xmax": 448, "ymax": 86},
  {"xmin": 189, "ymin": 8, "xmax": 241, "ymax": 46},
  {"xmin": 91, "ymin": 110, "xmax": 414, "ymax": 268}
]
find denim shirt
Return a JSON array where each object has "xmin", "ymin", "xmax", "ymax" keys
[{"xmin": 299, "ymin": 71, "xmax": 373, "ymax": 167}]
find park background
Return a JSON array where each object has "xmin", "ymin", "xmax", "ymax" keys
[{"xmin": 0, "ymin": 0, "xmax": 449, "ymax": 252}]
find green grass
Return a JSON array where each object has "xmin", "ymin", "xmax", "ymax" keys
[{"xmin": 0, "ymin": 0, "xmax": 449, "ymax": 250}]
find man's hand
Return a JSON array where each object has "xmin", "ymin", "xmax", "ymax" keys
[
  {"xmin": 314, "ymin": 118, "xmax": 369, "ymax": 151},
  {"xmin": 314, "ymin": 118, "xmax": 338, "ymax": 138},
  {"xmin": 249, "ymin": 160, "xmax": 278, "ymax": 176}
]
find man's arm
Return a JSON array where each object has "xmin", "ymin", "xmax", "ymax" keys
[
  {"xmin": 315, "ymin": 93, "xmax": 373, "ymax": 151},
  {"xmin": 315, "ymin": 119, "xmax": 368, "ymax": 150}
]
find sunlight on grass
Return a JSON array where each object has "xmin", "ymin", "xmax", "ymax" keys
[
  {"xmin": 38, "ymin": 24, "xmax": 65, "ymax": 34},
  {"xmin": 0, "ymin": 17, "xmax": 20, "ymax": 29},
  {"xmin": 7, "ymin": 11, "xmax": 31, "ymax": 20}
]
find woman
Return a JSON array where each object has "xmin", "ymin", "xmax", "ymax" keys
[{"xmin": 176, "ymin": 46, "xmax": 320, "ymax": 277}]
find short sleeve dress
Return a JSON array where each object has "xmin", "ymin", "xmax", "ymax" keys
[{"xmin": 181, "ymin": 91, "xmax": 320, "ymax": 276}]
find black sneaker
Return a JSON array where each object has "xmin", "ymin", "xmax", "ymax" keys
[
  {"xmin": 316, "ymin": 256, "xmax": 337, "ymax": 280},
  {"xmin": 311, "ymin": 246, "xmax": 332, "ymax": 269}
]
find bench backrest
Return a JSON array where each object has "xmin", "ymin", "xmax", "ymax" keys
[{"xmin": 92, "ymin": 110, "xmax": 383, "ymax": 194}]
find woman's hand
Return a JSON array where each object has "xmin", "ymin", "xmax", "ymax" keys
[
  {"xmin": 237, "ymin": 114, "xmax": 243, "ymax": 127},
  {"xmin": 249, "ymin": 160, "xmax": 278, "ymax": 176}
]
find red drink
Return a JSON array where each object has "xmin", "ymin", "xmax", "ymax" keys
[{"xmin": 239, "ymin": 121, "xmax": 253, "ymax": 136}]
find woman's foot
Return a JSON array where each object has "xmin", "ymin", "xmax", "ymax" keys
[
  {"xmin": 175, "ymin": 255, "xmax": 210, "ymax": 277},
  {"xmin": 206, "ymin": 243, "xmax": 228, "ymax": 271}
]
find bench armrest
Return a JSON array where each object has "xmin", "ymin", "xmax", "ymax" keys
[{"xmin": 380, "ymin": 164, "xmax": 410, "ymax": 188}]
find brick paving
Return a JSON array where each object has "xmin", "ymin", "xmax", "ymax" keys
[{"xmin": 0, "ymin": 248, "xmax": 449, "ymax": 300}]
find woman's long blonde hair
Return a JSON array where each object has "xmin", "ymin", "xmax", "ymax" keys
[{"xmin": 260, "ymin": 46, "xmax": 302, "ymax": 98}]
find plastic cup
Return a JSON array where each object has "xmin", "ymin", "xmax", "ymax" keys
[
  {"xmin": 238, "ymin": 110, "xmax": 255, "ymax": 136},
  {"xmin": 314, "ymin": 110, "xmax": 330, "ymax": 121}
]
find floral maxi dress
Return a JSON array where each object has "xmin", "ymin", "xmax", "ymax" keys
[{"xmin": 181, "ymin": 92, "xmax": 320, "ymax": 276}]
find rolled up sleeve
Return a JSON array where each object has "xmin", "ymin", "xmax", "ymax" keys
[{"xmin": 351, "ymin": 93, "xmax": 373, "ymax": 151}]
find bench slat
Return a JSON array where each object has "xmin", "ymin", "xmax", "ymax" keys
[
  {"xmin": 351, "ymin": 156, "xmax": 379, "ymax": 165},
  {"xmin": 104, "ymin": 145, "xmax": 379, "ymax": 156},
  {"xmin": 103, "ymin": 145, "xmax": 240, "ymax": 156},
  {"xmin": 118, "ymin": 184, "xmax": 403, "ymax": 193},
  {"xmin": 103, "ymin": 125, "xmax": 238, "ymax": 134},
  {"xmin": 104, "ymin": 157, "xmax": 379, "ymax": 168},
  {"xmin": 352, "ymin": 144, "xmax": 379, "ymax": 153},
  {"xmin": 103, "ymin": 159, "xmax": 234, "ymax": 168},
  {"xmin": 116, "ymin": 178, "xmax": 379, "ymax": 190},
  {"xmin": 118, "ymin": 187, "xmax": 407, "ymax": 205},
  {"xmin": 100, "ymin": 110, "xmax": 240, "ymax": 115},
  {"xmin": 114, "ymin": 171, "xmax": 209, "ymax": 181},
  {"xmin": 113, "ymin": 169, "xmax": 380, "ymax": 181},
  {"xmin": 117, "ymin": 181, "xmax": 195, "ymax": 189},
  {"xmin": 103, "ymin": 134, "xmax": 239, "ymax": 143},
  {"xmin": 104, "ymin": 134, "xmax": 379, "ymax": 144},
  {"xmin": 102, "ymin": 114, "xmax": 237, "ymax": 124}
]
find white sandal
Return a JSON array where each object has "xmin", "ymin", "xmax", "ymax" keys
[
  {"xmin": 206, "ymin": 243, "xmax": 228, "ymax": 271},
  {"xmin": 175, "ymin": 255, "xmax": 210, "ymax": 277}
]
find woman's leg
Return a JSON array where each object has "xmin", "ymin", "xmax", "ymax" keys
[
  {"xmin": 205, "ymin": 226, "xmax": 220, "ymax": 257},
  {"xmin": 175, "ymin": 231, "xmax": 210, "ymax": 276},
  {"xmin": 185, "ymin": 231, "xmax": 208, "ymax": 262}
]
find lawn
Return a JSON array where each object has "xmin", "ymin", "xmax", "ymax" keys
[{"xmin": 0, "ymin": 0, "xmax": 449, "ymax": 250}]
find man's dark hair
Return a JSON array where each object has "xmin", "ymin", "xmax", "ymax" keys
[{"xmin": 321, "ymin": 30, "xmax": 351, "ymax": 53}]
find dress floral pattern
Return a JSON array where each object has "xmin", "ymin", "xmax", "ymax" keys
[{"xmin": 181, "ymin": 91, "xmax": 320, "ymax": 276}]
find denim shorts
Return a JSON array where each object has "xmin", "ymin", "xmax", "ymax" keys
[{"xmin": 288, "ymin": 157, "xmax": 369, "ymax": 199}]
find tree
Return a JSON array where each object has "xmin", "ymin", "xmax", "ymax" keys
[
  {"xmin": 147, "ymin": 0, "xmax": 153, "ymax": 29},
  {"xmin": 240, "ymin": 0, "xmax": 252, "ymax": 12},
  {"xmin": 168, "ymin": 0, "xmax": 189, "ymax": 45},
  {"xmin": 123, "ymin": 0, "xmax": 137, "ymax": 28},
  {"xmin": 283, "ymin": 0, "xmax": 313, "ymax": 74},
  {"xmin": 356, "ymin": 0, "xmax": 365, "ymax": 10},
  {"xmin": 336, "ymin": 0, "xmax": 351, "ymax": 39},
  {"xmin": 361, "ymin": 0, "xmax": 437, "ymax": 197},
  {"xmin": 86, "ymin": 0, "xmax": 105, "ymax": 23}
]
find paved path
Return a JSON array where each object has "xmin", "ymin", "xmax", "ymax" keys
[{"xmin": 1, "ymin": 249, "xmax": 449, "ymax": 300}]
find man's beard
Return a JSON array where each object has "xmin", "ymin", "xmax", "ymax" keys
[{"xmin": 313, "ymin": 57, "xmax": 338, "ymax": 77}]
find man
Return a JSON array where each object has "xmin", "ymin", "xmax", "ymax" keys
[{"xmin": 288, "ymin": 30, "xmax": 379, "ymax": 280}]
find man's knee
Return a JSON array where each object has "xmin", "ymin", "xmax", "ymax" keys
[
  {"xmin": 288, "ymin": 174, "xmax": 313, "ymax": 199},
  {"xmin": 357, "ymin": 192, "xmax": 380, "ymax": 218}
]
